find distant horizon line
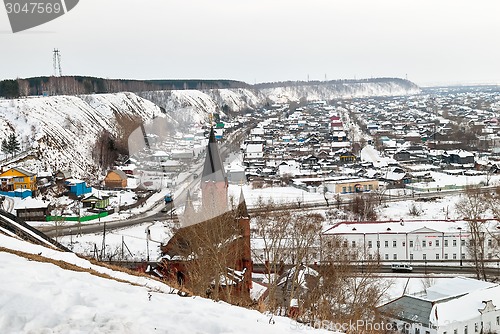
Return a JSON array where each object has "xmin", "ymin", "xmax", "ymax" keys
[{"xmin": 2, "ymin": 74, "xmax": 499, "ymax": 89}]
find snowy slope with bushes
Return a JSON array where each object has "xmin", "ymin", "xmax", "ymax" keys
[
  {"xmin": 0, "ymin": 93, "xmax": 167, "ymax": 179},
  {"xmin": 139, "ymin": 88, "xmax": 265, "ymax": 124}
]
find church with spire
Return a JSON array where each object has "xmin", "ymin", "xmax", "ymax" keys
[
  {"xmin": 160, "ymin": 127, "xmax": 252, "ymax": 301},
  {"xmin": 200, "ymin": 127, "xmax": 229, "ymax": 219}
]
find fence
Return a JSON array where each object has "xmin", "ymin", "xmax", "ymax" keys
[
  {"xmin": 46, "ymin": 211, "xmax": 108, "ymax": 222},
  {"xmin": 0, "ymin": 190, "xmax": 32, "ymax": 199}
]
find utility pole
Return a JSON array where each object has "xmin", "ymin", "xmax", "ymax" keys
[
  {"xmin": 146, "ymin": 227, "xmax": 150, "ymax": 262},
  {"xmin": 101, "ymin": 213, "xmax": 106, "ymax": 260},
  {"xmin": 458, "ymin": 227, "xmax": 463, "ymax": 267}
]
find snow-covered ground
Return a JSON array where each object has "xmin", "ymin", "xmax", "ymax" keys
[
  {"xmin": 0, "ymin": 233, "xmax": 331, "ymax": 334},
  {"xmin": 228, "ymin": 184, "xmax": 325, "ymax": 208}
]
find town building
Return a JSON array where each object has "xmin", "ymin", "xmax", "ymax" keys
[{"xmin": 322, "ymin": 219, "xmax": 500, "ymax": 263}]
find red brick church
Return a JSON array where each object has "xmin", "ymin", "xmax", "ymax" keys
[{"xmin": 160, "ymin": 128, "xmax": 252, "ymax": 300}]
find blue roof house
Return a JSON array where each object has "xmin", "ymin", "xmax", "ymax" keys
[{"xmin": 65, "ymin": 179, "xmax": 92, "ymax": 197}]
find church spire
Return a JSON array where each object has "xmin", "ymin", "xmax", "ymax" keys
[
  {"xmin": 236, "ymin": 187, "xmax": 248, "ymax": 218},
  {"xmin": 201, "ymin": 127, "xmax": 226, "ymax": 183},
  {"xmin": 200, "ymin": 126, "xmax": 228, "ymax": 216}
]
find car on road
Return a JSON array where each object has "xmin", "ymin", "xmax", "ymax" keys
[{"xmin": 391, "ymin": 263, "xmax": 413, "ymax": 272}]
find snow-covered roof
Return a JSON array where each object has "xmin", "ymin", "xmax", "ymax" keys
[
  {"xmin": 322, "ymin": 219, "xmax": 493, "ymax": 235},
  {"xmin": 14, "ymin": 197, "xmax": 49, "ymax": 209},
  {"xmin": 446, "ymin": 149, "xmax": 474, "ymax": 158},
  {"xmin": 422, "ymin": 277, "xmax": 496, "ymax": 302},
  {"xmin": 65, "ymin": 178, "xmax": 85, "ymax": 184},
  {"xmin": 429, "ymin": 281, "xmax": 500, "ymax": 326},
  {"xmin": 246, "ymin": 143, "xmax": 263, "ymax": 153}
]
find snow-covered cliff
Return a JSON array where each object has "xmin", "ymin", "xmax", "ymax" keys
[
  {"xmin": 139, "ymin": 88, "xmax": 265, "ymax": 124},
  {"xmin": 259, "ymin": 79, "xmax": 421, "ymax": 104},
  {"xmin": 0, "ymin": 92, "xmax": 166, "ymax": 178}
]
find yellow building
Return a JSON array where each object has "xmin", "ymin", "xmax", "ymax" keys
[
  {"xmin": 0, "ymin": 167, "xmax": 37, "ymax": 191},
  {"xmin": 325, "ymin": 178, "xmax": 379, "ymax": 194}
]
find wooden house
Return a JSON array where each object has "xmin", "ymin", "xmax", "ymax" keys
[
  {"xmin": 104, "ymin": 169, "xmax": 128, "ymax": 189},
  {"xmin": 0, "ymin": 167, "xmax": 37, "ymax": 192},
  {"xmin": 81, "ymin": 194, "xmax": 110, "ymax": 209},
  {"xmin": 15, "ymin": 197, "xmax": 49, "ymax": 221}
]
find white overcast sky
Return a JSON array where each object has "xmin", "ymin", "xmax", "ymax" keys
[{"xmin": 0, "ymin": 0, "xmax": 499, "ymax": 86}]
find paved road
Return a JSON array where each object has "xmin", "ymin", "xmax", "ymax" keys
[
  {"xmin": 252, "ymin": 262, "xmax": 500, "ymax": 278},
  {"xmin": 40, "ymin": 127, "xmax": 245, "ymax": 238},
  {"xmin": 40, "ymin": 201, "xmax": 175, "ymax": 237}
]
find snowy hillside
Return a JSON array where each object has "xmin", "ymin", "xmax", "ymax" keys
[
  {"xmin": 260, "ymin": 80, "xmax": 421, "ymax": 104},
  {"xmin": 0, "ymin": 233, "xmax": 329, "ymax": 334},
  {"xmin": 139, "ymin": 88, "xmax": 265, "ymax": 124},
  {"xmin": 139, "ymin": 79, "xmax": 420, "ymax": 123},
  {"xmin": 0, "ymin": 93, "xmax": 168, "ymax": 178}
]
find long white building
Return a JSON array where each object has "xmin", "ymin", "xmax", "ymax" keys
[{"xmin": 321, "ymin": 219, "xmax": 500, "ymax": 263}]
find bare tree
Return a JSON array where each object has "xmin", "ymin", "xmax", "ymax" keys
[
  {"xmin": 50, "ymin": 198, "xmax": 68, "ymax": 242},
  {"xmin": 252, "ymin": 198, "xmax": 291, "ymax": 313},
  {"xmin": 302, "ymin": 235, "xmax": 392, "ymax": 332},
  {"xmin": 347, "ymin": 193, "xmax": 378, "ymax": 221},
  {"xmin": 455, "ymin": 185, "xmax": 489, "ymax": 280}
]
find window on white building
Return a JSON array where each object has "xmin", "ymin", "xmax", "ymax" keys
[
  {"xmin": 453, "ymin": 239, "xmax": 457, "ymax": 247},
  {"xmin": 436, "ymin": 239, "xmax": 440, "ymax": 247},
  {"xmin": 410, "ymin": 254, "xmax": 413, "ymax": 260},
  {"xmin": 393, "ymin": 254, "xmax": 397, "ymax": 260},
  {"xmin": 402, "ymin": 241, "xmax": 406, "ymax": 247},
  {"xmin": 410, "ymin": 240, "xmax": 414, "ymax": 248},
  {"xmin": 453, "ymin": 254, "xmax": 457, "ymax": 260},
  {"xmin": 445, "ymin": 239, "xmax": 449, "ymax": 247},
  {"xmin": 368, "ymin": 241, "xmax": 372, "ymax": 248},
  {"xmin": 464, "ymin": 325, "xmax": 468, "ymax": 334},
  {"xmin": 436, "ymin": 254, "xmax": 439, "ymax": 260},
  {"xmin": 423, "ymin": 254, "xmax": 427, "ymax": 260},
  {"xmin": 422, "ymin": 240, "xmax": 426, "ymax": 247},
  {"xmin": 393, "ymin": 240, "xmax": 397, "ymax": 247},
  {"xmin": 352, "ymin": 241, "xmax": 356, "ymax": 248},
  {"xmin": 445, "ymin": 253, "xmax": 448, "ymax": 260},
  {"xmin": 384, "ymin": 254, "xmax": 389, "ymax": 260},
  {"xmin": 385, "ymin": 241, "xmax": 388, "ymax": 248}
]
